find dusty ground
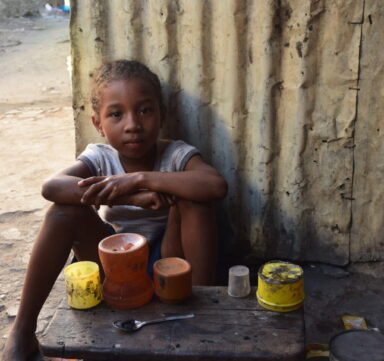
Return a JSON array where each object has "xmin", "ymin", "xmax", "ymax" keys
[
  {"xmin": 0, "ymin": 13, "xmax": 383, "ymax": 361},
  {"xmin": 0, "ymin": 13, "xmax": 73, "ymax": 353}
]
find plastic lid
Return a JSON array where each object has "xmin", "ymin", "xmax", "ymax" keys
[
  {"xmin": 154, "ymin": 257, "xmax": 191, "ymax": 277},
  {"xmin": 259, "ymin": 261, "xmax": 303, "ymax": 283}
]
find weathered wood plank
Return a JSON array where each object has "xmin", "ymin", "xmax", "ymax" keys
[{"xmin": 40, "ymin": 287, "xmax": 304, "ymax": 361}]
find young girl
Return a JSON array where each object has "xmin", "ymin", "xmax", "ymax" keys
[{"xmin": 2, "ymin": 60, "xmax": 227, "ymax": 361}]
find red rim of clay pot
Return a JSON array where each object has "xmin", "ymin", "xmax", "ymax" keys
[
  {"xmin": 98, "ymin": 233, "xmax": 147, "ymax": 254},
  {"xmin": 153, "ymin": 257, "xmax": 191, "ymax": 278}
]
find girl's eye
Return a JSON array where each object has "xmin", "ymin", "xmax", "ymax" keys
[
  {"xmin": 138, "ymin": 107, "xmax": 152, "ymax": 115},
  {"xmin": 109, "ymin": 111, "xmax": 122, "ymax": 118}
]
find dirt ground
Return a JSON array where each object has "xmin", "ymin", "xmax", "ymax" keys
[
  {"xmin": 0, "ymin": 13, "xmax": 73, "ymax": 353},
  {"xmin": 0, "ymin": 13, "xmax": 383, "ymax": 360}
]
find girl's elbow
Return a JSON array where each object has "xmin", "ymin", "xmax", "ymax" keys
[{"xmin": 41, "ymin": 178, "xmax": 54, "ymax": 200}]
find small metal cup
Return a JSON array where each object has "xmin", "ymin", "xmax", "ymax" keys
[{"xmin": 228, "ymin": 265, "xmax": 251, "ymax": 297}]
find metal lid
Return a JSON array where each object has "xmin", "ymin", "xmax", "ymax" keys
[
  {"xmin": 330, "ymin": 330, "xmax": 384, "ymax": 361},
  {"xmin": 258, "ymin": 260, "xmax": 303, "ymax": 284}
]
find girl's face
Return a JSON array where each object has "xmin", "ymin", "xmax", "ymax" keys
[{"xmin": 93, "ymin": 77, "xmax": 162, "ymax": 169}]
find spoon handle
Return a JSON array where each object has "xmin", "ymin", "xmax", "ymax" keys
[{"xmin": 144, "ymin": 313, "xmax": 195, "ymax": 326}]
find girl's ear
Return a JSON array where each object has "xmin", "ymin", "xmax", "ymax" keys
[{"xmin": 92, "ymin": 115, "xmax": 105, "ymax": 137}]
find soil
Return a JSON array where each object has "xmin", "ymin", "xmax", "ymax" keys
[
  {"xmin": 0, "ymin": 13, "xmax": 73, "ymax": 353},
  {"xmin": 0, "ymin": 12, "xmax": 383, "ymax": 361}
]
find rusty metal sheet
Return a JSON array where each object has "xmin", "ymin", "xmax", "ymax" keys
[{"xmin": 70, "ymin": 0, "xmax": 382, "ymax": 265}]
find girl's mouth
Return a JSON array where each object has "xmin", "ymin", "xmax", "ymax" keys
[{"xmin": 124, "ymin": 140, "xmax": 143, "ymax": 149}]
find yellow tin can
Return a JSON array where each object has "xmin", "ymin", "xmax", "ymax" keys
[
  {"xmin": 64, "ymin": 261, "xmax": 102, "ymax": 309},
  {"xmin": 256, "ymin": 260, "xmax": 304, "ymax": 312}
]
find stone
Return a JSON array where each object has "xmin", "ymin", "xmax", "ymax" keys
[
  {"xmin": 1, "ymin": 228, "xmax": 21, "ymax": 240},
  {"xmin": 6, "ymin": 305, "xmax": 19, "ymax": 318}
]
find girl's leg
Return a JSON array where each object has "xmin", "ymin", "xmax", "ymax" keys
[
  {"xmin": 161, "ymin": 200, "xmax": 217, "ymax": 285},
  {"xmin": 2, "ymin": 204, "xmax": 112, "ymax": 361}
]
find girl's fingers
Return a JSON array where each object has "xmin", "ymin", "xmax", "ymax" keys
[
  {"xmin": 107, "ymin": 186, "xmax": 120, "ymax": 207},
  {"xmin": 159, "ymin": 193, "xmax": 174, "ymax": 207},
  {"xmin": 167, "ymin": 194, "xmax": 175, "ymax": 205},
  {"xmin": 93, "ymin": 183, "xmax": 116, "ymax": 208},
  {"xmin": 159, "ymin": 193, "xmax": 170, "ymax": 209},
  {"xmin": 81, "ymin": 180, "xmax": 108, "ymax": 203},
  {"xmin": 149, "ymin": 192, "xmax": 160, "ymax": 210},
  {"xmin": 151, "ymin": 193, "xmax": 174, "ymax": 210},
  {"xmin": 157, "ymin": 193, "xmax": 165, "ymax": 205},
  {"xmin": 78, "ymin": 176, "xmax": 106, "ymax": 187}
]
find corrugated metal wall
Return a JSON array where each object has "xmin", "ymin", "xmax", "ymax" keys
[{"xmin": 70, "ymin": 0, "xmax": 384, "ymax": 265}]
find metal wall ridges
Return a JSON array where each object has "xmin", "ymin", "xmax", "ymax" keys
[{"xmin": 71, "ymin": 0, "xmax": 383, "ymax": 264}]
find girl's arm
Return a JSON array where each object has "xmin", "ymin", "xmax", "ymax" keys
[
  {"xmin": 41, "ymin": 160, "xmax": 94, "ymax": 204},
  {"xmin": 42, "ymin": 160, "xmax": 173, "ymax": 209},
  {"xmin": 139, "ymin": 155, "xmax": 227, "ymax": 201},
  {"xmin": 79, "ymin": 155, "xmax": 228, "ymax": 206}
]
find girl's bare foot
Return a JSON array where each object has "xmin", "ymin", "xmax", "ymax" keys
[{"xmin": 1, "ymin": 328, "xmax": 41, "ymax": 361}]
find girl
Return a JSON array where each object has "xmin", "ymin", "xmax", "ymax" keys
[{"xmin": 2, "ymin": 60, "xmax": 227, "ymax": 361}]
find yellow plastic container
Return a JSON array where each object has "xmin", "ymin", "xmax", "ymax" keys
[
  {"xmin": 64, "ymin": 261, "xmax": 102, "ymax": 309},
  {"xmin": 256, "ymin": 260, "xmax": 304, "ymax": 312}
]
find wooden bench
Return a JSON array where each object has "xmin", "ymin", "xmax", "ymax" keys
[{"xmin": 39, "ymin": 286, "xmax": 305, "ymax": 361}]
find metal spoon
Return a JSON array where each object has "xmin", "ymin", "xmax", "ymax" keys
[{"xmin": 113, "ymin": 313, "xmax": 195, "ymax": 332}]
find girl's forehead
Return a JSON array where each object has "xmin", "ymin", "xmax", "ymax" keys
[{"xmin": 101, "ymin": 77, "xmax": 157, "ymax": 97}]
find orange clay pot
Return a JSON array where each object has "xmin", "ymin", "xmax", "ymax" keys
[
  {"xmin": 153, "ymin": 257, "xmax": 192, "ymax": 304},
  {"xmin": 98, "ymin": 233, "xmax": 153, "ymax": 309}
]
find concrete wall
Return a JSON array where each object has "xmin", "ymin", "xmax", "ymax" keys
[{"xmin": 70, "ymin": 0, "xmax": 384, "ymax": 265}]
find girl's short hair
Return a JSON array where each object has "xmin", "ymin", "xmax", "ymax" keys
[{"xmin": 91, "ymin": 60, "xmax": 164, "ymax": 114}]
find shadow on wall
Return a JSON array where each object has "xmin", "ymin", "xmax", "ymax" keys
[
  {"xmin": 158, "ymin": 80, "xmax": 333, "ymax": 285},
  {"xmin": 160, "ymin": 83, "xmax": 267, "ymax": 285}
]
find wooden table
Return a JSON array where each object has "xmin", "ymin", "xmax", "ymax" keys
[{"xmin": 39, "ymin": 286, "xmax": 304, "ymax": 361}]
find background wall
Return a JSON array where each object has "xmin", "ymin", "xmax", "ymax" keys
[{"xmin": 70, "ymin": 0, "xmax": 384, "ymax": 266}]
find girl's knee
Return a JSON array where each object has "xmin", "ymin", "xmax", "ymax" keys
[
  {"xmin": 177, "ymin": 199, "xmax": 214, "ymax": 215},
  {"xmin": 166, "ymin": 201, "xmax": 215, "ymax": 232},
  {"xmin": 45, "ymin": 203, "xmax": 95, "ymax": 224}
]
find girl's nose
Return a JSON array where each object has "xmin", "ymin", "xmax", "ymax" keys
[{"xmin": 124, "ymin": 113, "xmax": 142, "ymax": 132}]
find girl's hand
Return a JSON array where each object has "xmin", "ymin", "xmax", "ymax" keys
[
  {"xmin": 125, "ymin": 191, "xmax": 175, "ymax": 210},
  {"xmin": 78, "ymin": 174, "xmax": 140, "ymax": 208},
  {"xmin": 78, "ymin": 175, "xmax": 175, "ymax": 210}
]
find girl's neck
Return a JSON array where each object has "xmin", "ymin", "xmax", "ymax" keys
[{"xmin": 118, "ymin": 144, "xmax": 157, "ymax": 173}]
